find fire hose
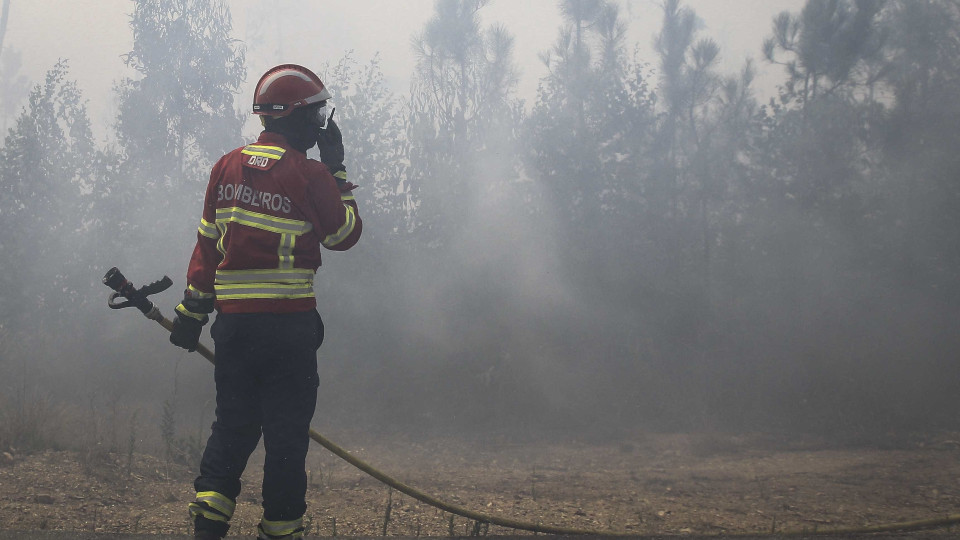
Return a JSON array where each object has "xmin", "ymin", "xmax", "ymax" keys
[{"xmin": 104, "ymin": 267, "xmax": 960, "ymax": 537}]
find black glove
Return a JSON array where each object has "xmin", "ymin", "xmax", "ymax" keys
[
  {"xmin": 316, "ymin": 113, "xmax": 345, "ymax": 172},
  {"xmin": 169, "ymin": 289, "xmax": 213, "ymax": 352},
  {"xmin": 336, "ymin": 178, "xmax": 359, "ymax": 192},
  {"xmin": 170, "ymin": 313, "xmax": 203, "ymax": 352}
]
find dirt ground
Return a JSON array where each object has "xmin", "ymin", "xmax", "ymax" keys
[{"xmin": 1, "ymin": 431, "xmax": 959, "ymax": 537}]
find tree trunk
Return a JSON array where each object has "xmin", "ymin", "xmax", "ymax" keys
[{"xmin": 0, "ymin": 0, "xmax": 11, "ymax": 54}]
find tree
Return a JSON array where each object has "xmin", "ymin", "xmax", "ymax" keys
[
  {"xmin": 0, "ymin": 61, "xmax": 98, "ymax": 330},
  {"xmin": 749, "ymin": 0, "xmax": 890, "ymax": 323},
  {"xmin": 0, "ymin": 47, "xmax": 30, "ymax": 135},
  {"xmin": 883, "ymin": 0, "xmax": 960, "ymax": 118},
  {"xmin": 309, "ymin": 52, "xmax": 412, "ymax": 375},
  {"xmin": 408, "ymin": 0, "xmax": 521, "ymax": 246},
  {"xmin": 763, "ymin": 0, "xmax": 887, "ymax": 108},
  {"xmin": 524, "ymin": 1, "xmax": 652, "ymax": 260},
  {"xmin": 652, "ymin": 0, "xmax": 726, "ymax": 218},
  {"xmin": 114, "ymin": 0, "xmax": 246, "ymax": 255},
  {"xmin": 758, "ymin": 0, "xmax": 889, "ymax": 220},
  {"xmin": 719, "ymin": 0, "xmax": 960, "ymax": 432},
  {"xmin": 318, "ymin": 53, "xmax": 411, "ymax": 247},
  {"xmin": 614, "ymin": 0, "xmax": 746, "ymax": 307},
  {"xmin": 0, "ymin": 0, "xmax": 10, "ymax": 54},
  {"xmin": 878, "ymin": 0, "xmax": 960, "ymax": 297}
]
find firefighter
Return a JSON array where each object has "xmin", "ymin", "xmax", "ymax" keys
[{"xmin": 169, "ymin": 64, "xmax": 362, "ymax": 540}]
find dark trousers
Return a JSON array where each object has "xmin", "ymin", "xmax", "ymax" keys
[{"xmin": 193, "ymin": 310, "xmax": 323, "ymax": 537}]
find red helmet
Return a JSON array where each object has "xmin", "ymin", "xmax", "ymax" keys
[{"xmin": 253, "ymin": 64, "xmax": 332, "ymax": 117}]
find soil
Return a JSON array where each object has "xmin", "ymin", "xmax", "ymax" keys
[{"xmin": 1, "ymin": 431, "xmax": 959, "ymax": 537}]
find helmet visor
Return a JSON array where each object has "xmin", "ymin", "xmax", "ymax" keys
[{"xmin": 309, "ymin": 102, "xmax": 331, "ymax": 130}]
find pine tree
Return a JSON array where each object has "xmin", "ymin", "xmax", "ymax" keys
[
  {"xmin": 762, "ymin": 0, "xmax": 887, "ymax": 108},
  {"xmin": 408, "ymin": 0, "xmax": 520, "ymax": 246},
  {"xmin": 524, "ymin": 1, "xmax": 655, "ymax": 268},
  {"xmin": 879, "ymin": 0, "xmax": 960, "ymax": 296}
]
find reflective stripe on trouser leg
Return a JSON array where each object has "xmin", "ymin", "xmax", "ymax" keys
[
  {"xmin": 258, "ymin": 517, "xmax": 304, "ymax": 539},
  {"xmin": 193, "ymin": 491, "xmax": 236, "ymax": 519},
  {"xmin": 189, "ymin": 490, "xmax": 235, "ymax": 538}
]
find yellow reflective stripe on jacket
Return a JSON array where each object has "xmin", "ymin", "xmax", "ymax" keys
[
  {"xmin": 240, "ymin": 144, "xmax": 286, "ymax": 160},
  {"xmin": 187, "ymin": 285, "xmax": 215, "ymax": 299},
  {"xmin": 321, "ymin": 205, "xmax": 357, "ymax": 248},
  {"xmin": 215, "ymin": 268, "xmax": 314, "ymax": 284},
  {"xmin": 212, "ymin": 205, "xmax": 312, "ymax": 271},
  {"xmin": 216, "ymin": 222, "xmax": 228, "ymax": 257},
  {"xmin": 175, "ymin": 303, "xmax": 208, "ymax": 322},
  {"xmin": 340, "ymin": 193, "xmax": 355, "ymax": 202},
  {"xmin": 198, "ymin": 217, "xmax": 219, "ymax": 239},
  {"xmin": 215, "ymin": 207, "xmax": 312, "ymax": 235},
  {"xmin": 278, "ymin": 232, "xmax": 297, "ymax": 269},
  {"xmin": 214, "ymin": 282, "xmax": 314, "ymax": 300},
  {"xmin": 194, "ymin": 491, "xmax": 235, "ymax": 519},
  {"xmin": 259, "ymin": 516, "xmax": 304, "ymax": 538},
  {"xmin": 333, "ymin": 169, "xmax": 347, "ymax": 181}
]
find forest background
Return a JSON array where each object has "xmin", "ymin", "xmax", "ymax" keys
[{"xmin": 1, "ymin": 0, "xmax": 959, "ymax": 463}]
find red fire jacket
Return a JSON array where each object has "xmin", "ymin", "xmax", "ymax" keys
[{"xmin": 182, "ymin": 131, "xmax": 361, "ymax": 314}]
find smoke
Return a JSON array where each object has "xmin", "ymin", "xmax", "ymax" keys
[{"xmin": 2, "ymin": 0, "xmax": 960, "ymax": 458}]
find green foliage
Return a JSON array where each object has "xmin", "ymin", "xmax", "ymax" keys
[
  {"xmin": 763, "ymin": 0, "xmax": 887, "ymax": 105},
  {"xmin": 320, "ymin": 53, "xmax": 411, "ymax": 245},
  {"xmin": 408, "ymin": 0, "xmax": 521, "ymax": 246},
  {"xmin": 0, "ymin": 61, "xmax": 102, "ymax": 329},
  {"xmin": 112, "ymin": 0, "xmax": 247, "ymax": 277},
  {"xmin": 0, "ymin": 1, "xmax": 249, "ymax": 458},
  {"xmin": 510, "ymin": 0, "xmax": 960, "ymax": 434},
  {"xmin": 876, "ymin": 0, "xmax": 960, "ymax": 300},
  {"xmin": 0, "ymin": 48, "xmax": 30, "ymax": 134},
  {"xmin": 114, "ymin": 0, "xmax": 246, "ymax": 234},
  {"xmin": 524, "ymin": 0, "xmax": 657, "ymax": 263},
  {"xmin": 883, "ymin": 0, "xmax": 960, "ymax": 115}
]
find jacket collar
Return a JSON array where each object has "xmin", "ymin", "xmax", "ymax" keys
[{"xmin": 258, "ymin": 131, "xmax": 314, "ymax": 155}]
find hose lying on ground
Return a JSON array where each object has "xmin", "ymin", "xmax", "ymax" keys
[
  {"xmin": 307, "ymin": 428, "xmax": 615, "ymax": 535},
  {"xmin": 307, "ymin": 428, "xmax": 960, "ymax": 537}
]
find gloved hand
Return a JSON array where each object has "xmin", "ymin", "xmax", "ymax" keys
[
  {"xmin": 170, "ymin": 313, "xmax": 204, "ymax": 352},
  {"xmin": 337, "ymin": 178, "xmax": 359, "ymax": 192},
  {"xmin": 316, "ymin": 114, "xmax": 344, "ymax": 170},
  {"xmin": 169, "ymin": 289, "xmax": 213, "ymax": 352}
]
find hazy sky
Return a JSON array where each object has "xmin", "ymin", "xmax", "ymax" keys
[{"xmin": 4, "ymin": 0, "xmax": 804, "ymax": 140}]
